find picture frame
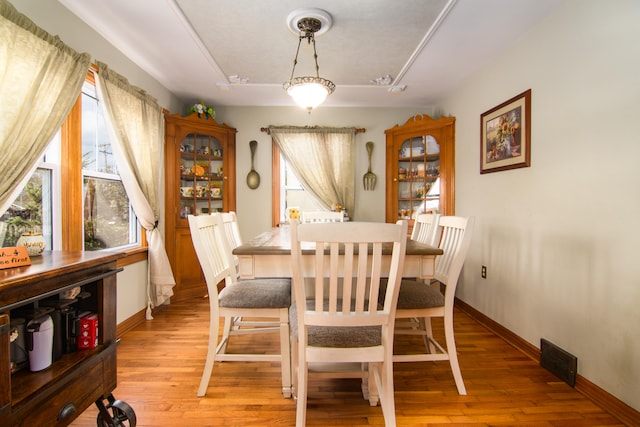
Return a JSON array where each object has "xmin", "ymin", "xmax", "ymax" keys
[{"xmin": 480, "ymin": 89, "xmax": 531, "ymax": 174}]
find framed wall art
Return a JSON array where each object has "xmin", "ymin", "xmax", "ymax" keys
[{"xmin": 480, "ymin": 89, "xmax": 531, "ymax": 174}]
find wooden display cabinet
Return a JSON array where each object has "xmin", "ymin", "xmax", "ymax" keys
[
  {"xmin": 0, "ymin": 251, "xmax": 135, "ymax": 426},
  {"xmin": 164, "ymin": 112, "xmax": 236, "ymax": 302},
  {"xmin": 385, "ymin": 114, "xmax": 456, "ymax": 232}
]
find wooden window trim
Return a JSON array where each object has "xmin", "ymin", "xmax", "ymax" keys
[{"xmin": 271, "ymin": 141, "xmax": 281, "ymax": 228}]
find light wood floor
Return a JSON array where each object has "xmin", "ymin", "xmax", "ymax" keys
[{"xmin": 70, "ymin": 297, "xmax": 625, "ymax": 426}]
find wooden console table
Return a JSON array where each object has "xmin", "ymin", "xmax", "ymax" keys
[{"xmin": 0, "ymin": 251, "xmax": 136, "ymax": 426}]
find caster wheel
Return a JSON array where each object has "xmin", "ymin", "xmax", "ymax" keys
[{"xmin": 96, "ymin": 399, "xmax": 137, "ymax": 427}]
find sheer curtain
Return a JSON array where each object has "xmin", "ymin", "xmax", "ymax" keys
[
  {"xmin": 95, "ymin": 62, "xmax": 175, "ymax": 318},
  {"xmin": 0, "ymin": 0, "xmax": 90, "ymax": 214},
  {"xmin": 269, "ymin": 126, "xmax": 356, "ymax": 216}
]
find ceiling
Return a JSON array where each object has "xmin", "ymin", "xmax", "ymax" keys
[{"xmin": 58, "ymin": 0, "xmax": 562, "ymax": 109}]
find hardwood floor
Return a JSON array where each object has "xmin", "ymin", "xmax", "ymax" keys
[{"xmin": 70, "ymin": 297, "xmax": 626, "ymax": 426}]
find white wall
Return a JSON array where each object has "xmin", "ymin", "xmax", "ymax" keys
[
  {"xmin": 116, "ymin": 261, "xmax": 148, "ymax": 323},
  {"xmin": 439, "ymin": 0, "xmax": 640, "ymax": 410},
  {"xmin": 213, "ymin": 106, "xmax": 435, "ymax": 240}
]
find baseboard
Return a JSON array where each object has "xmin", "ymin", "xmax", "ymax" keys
[
  {"xmin": 455, "ymin": 298, "xmax": 639, "ymax": 426},
  {"xmin": 116, "ymin": 308, "xmax": 147, "ymax": 338}
]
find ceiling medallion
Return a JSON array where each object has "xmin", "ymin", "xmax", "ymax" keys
[{"xmin": 283, "ymin": 9, "xmax": 335, "ymax": 113}]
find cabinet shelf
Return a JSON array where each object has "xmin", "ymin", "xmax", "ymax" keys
[
  {"xmin": 398, "ymin": 175, "xmax": 439, "ymax": 182},
  {"xmin": 180, "ymin": 174, "xmax": 224, "ymax": 181},
  {"xmin": 398, "ymin": 153, "xmax": 439, "ymax": 162}
]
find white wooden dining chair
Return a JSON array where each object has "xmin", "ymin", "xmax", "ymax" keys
[
  {"xmin": 411, "ymin": 211, "xmax": 441, "ymax": 247},
  {"xmin": 300, "ymin": 210, "xmax": 344, "ymax": 223},
  {"xmin": 289, "ymin": 219, "xmax": 408, "ymax": 427},
  {"xmin": 385, "ymin": 215, "xmax": 474, "ymax": 395},
  {"xmin": 188, "ymin": 213, "xmax": 292, "ymax": 398}
]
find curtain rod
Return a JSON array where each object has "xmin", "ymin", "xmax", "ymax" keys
[{"xmin": 260, "ymin": 127, "xmax": 365, "ymax": 135}]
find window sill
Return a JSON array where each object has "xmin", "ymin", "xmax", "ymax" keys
[{"xmin": 116, "ymin": 245, "xmax": 148, "ymax": 268}]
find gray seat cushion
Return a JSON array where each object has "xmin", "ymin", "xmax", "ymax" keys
[
  {"xmin": 379, "ymin": 279, "xmax": 445, "ymax": 310},
  {"xmin": 219, "ymin": 278, "xmax": 291, "ymax": 308},
  {"xmin": 289, "ymin": 300, "xmax": 381, "ymax": 348}
]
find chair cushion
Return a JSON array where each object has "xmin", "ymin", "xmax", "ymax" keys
[
  {"xmin": 219, "ymin": 278, "xmax": 291, "ymax": 308},
  {"xmin": 289, "ymin": 300, "xmax": 381, "ymax": 348},
  {"xmin": 379, "ymin": 279, "xmax": 445, "ymax": 310}
]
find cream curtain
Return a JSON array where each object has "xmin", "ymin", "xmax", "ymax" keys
[
  {"xmin": 94, "ymin": 62, "xmax": 175, "ymax": 317},
  {"xmin": 269, "ymin": 126, "xmax": 356, "ymax": 216},
  {"xmin": 0, "ymin": 0, "xmax": 90, "ymax": 214}
]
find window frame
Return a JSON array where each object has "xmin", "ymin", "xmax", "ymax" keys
[{"xmin": 60, "ymin": 70, "xmax": 146, "ymax": 263}]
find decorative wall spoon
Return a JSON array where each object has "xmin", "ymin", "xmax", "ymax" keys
[{"xmin": 246, "ymin": 140, "xmax": 260, "ymax": 189}]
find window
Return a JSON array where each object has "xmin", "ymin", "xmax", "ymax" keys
[
  {"xmin": 1, "ymin": 72, "xmax": 139, "ymax": 251},
  {"xmin": 81, "ymin": 81, "xmax": 137, "ymax": 250},
  {"xmin": 279, "ymin": 153, "xmax": 322, "ymax": 223}
]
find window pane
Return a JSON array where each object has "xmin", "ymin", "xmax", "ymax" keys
[
  {"xmin": 83, "ymin": 177, "xmax": 135, "ymax": 250},
  {"xmin": 1, "ymin": 168, "xmax": 53, "ymax": 249},
  {"xmin": 280, "ymin": 155, "xmax": 322, "ymax": 222},
  {"xmin": 81, "ymin": 81, "xmax": 137, "ymax": 250},
  {"xmin": 82, "ymin": 83, "xmax": 116, "ymax": 174}
]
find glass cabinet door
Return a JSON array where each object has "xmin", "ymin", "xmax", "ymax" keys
[
  {"xmin": 178, "ymin": 133, "xmax": 224, "ymax": 219},
  {"xmin": 396, "ymin": 134, "xmax": 440, "ymax": 220}
]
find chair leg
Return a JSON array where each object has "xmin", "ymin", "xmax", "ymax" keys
[
  {"xmin": 373, "ymin": 360, "xmax": 396, "ymax": 427},
  {"xmin": 279, "ymin": 308, "xmax": 292, "ymax": 398},
  {"xmin": 363, "ymin": 363, "xmax": 379, "ymax": 406},
  {"xmin": 291, "ymin": 335, "xmax": 299, "ymax": 401},
  {"xmin": 218, "ymin": 315, "xmax": 233, "ymax": 355},
  {"xmin": 419, "ymin": 317, "xmax": 437, "ymax": 354},
  {"xmin": 197, "ymin": 313, "xmax": 221, "ymax": 397},
  {"xmin": 295, "ymin": 356, "xmax": 309, "ymax": 427},
  {"xmin": 444, "ymin": 312, "xmax": 467, "ymax": 395}
]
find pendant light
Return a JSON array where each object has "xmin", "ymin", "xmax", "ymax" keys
[{"xmin": 283, "ymin": 10, "xmax": 335, "ymax": 112}]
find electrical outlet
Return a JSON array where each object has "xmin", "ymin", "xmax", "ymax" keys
[{"xmin": 481, "ymin": 265, "xmax": 487, "ymax": 279}]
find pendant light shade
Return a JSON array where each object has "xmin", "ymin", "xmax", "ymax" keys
[{"xmin": 283, "ymin": 12, "xmax": 335, "ymax": 112}]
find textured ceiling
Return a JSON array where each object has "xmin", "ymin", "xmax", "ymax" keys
[{"xmin": 58, "ymin": 0, "xmax": 562, "ymax": 108}]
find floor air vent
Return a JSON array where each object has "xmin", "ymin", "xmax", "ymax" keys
[{"xmin": 540, "ymin": 338, "xmax": 577, "ymax": 387}]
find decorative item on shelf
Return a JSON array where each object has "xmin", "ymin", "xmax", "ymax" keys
[
  {"xmin": 363, "ymin": 141, "xmax": 376, "ymax": 191},
  {"xmin": 196, "ymin": 185, "xmax": 207, "ymax": 198},
  {"xmin": 16, "ymin": 231, "xmax": 46, "ymax": 256},
  {"xmin": 196, "ymin": 161, "xmax": 209, "ymax": 174},
  {"xmin": 180, "ymin": 186, "xmax": 194, "ymax": 197},
  {"xmin": 191, "ymin": 164, "xmax": 205, "ymax": 176},
  {"xmin": 210, "ymin": 183, "xmax": 221, "ymax": 197},
  {"xmin": 189, "ymin": 100, "xmax": 215, "ymax": 120}
]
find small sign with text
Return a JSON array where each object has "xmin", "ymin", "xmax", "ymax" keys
[{"xmin": 0, "ymin": 246, "xmax": 31, "ymax": 270}]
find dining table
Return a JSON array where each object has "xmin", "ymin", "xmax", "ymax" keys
[{"xmin": 232, "ymin": 224, "xmax": 443, "ymax": 280}]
